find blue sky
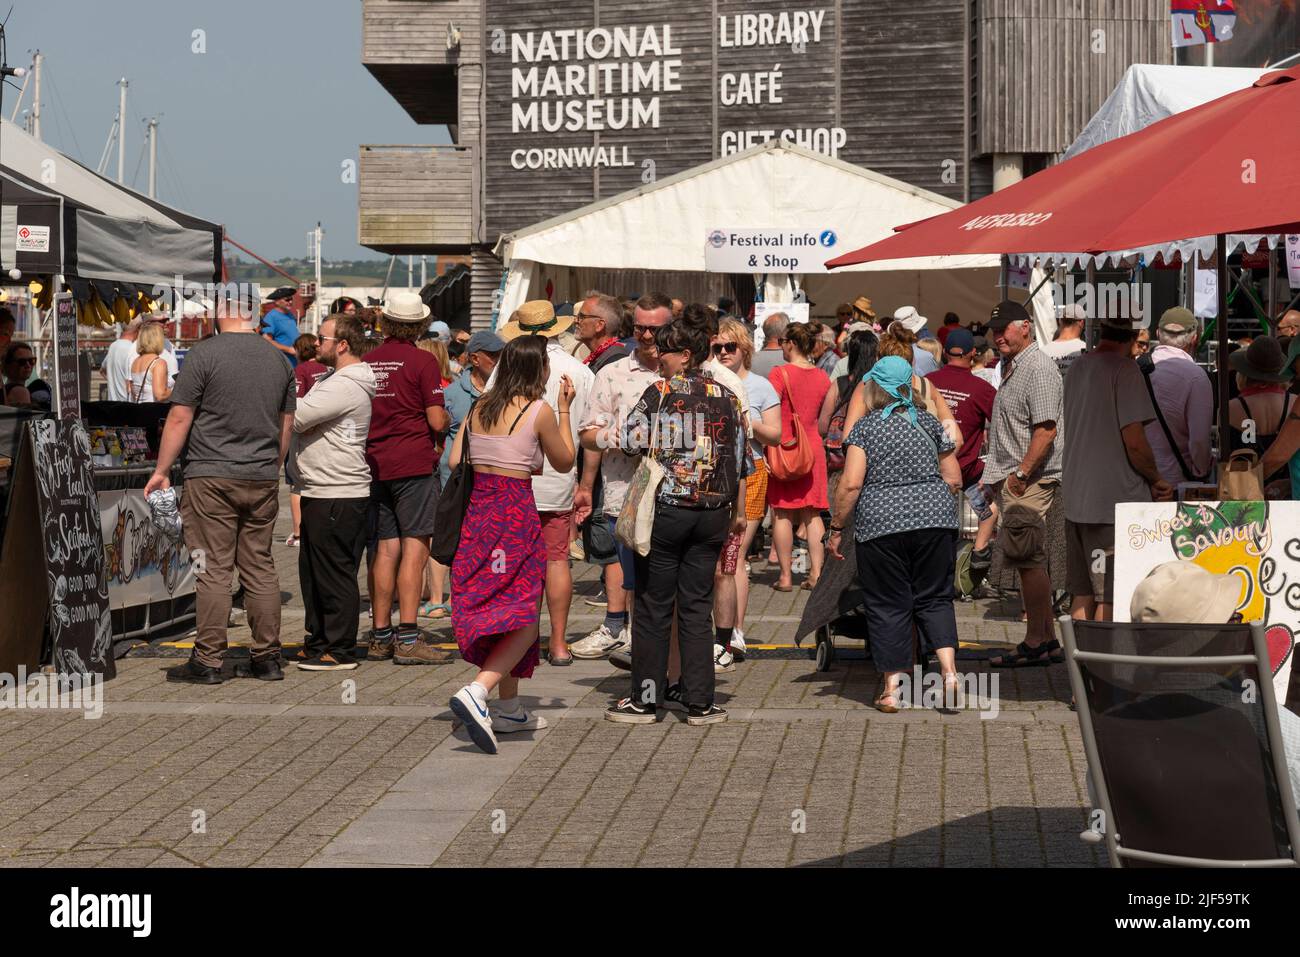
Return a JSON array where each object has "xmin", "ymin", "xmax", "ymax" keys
[{"xmin": 6, "ymin": 0, "xmax": 449, "ymax": 259}]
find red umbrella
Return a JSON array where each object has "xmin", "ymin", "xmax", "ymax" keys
[{"xmin": 825, "ymin": 66, "xmax": 1300, "ymax": 266}]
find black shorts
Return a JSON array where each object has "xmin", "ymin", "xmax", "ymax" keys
[{"xmin": 370, "ymin": 473, "xmax": 441, "ymax": 543}]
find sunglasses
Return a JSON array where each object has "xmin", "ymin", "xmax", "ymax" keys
[
  {"xmin": 711, "ymin": 342, "xmax": 739, "ymax": 356},
  {"xmin": 12, "ymin": 356, "xmax": 36, "ymax": 366},
  {"xmin": 633, "ymin": 323, "xmax": 664, "ymax": 335}
]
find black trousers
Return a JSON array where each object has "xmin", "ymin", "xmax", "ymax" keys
[
  {"xmin": 632, "ymin": 504, "xmax": 730, "ymax": 709},
  {"xmin": 300, "ymin": 497, "xmax": 369, "ymax": 662},
  {"xmin": 855, "ymin": 528, "xmax": 958, "ymax": 673}
]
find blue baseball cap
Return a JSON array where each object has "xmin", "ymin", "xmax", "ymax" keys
[
  {"xmin": 466, "ymin": 330, "xmax": 505, "ymax": 354},
  {"xmin": 945, "ymin": 329, "xmax": 976, "ymax": 354},
  {"xmin": 426, "ymin": 320, "xmax": 451, "ymax": 340}
]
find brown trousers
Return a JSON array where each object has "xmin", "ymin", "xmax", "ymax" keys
[{"xmin": 181, "ymin": 477, "xmax": 282, "ymax": 666}]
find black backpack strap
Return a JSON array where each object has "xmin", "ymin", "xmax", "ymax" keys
[{"xmin": 1140, "ymin": 361, "xmax": 1201, "ymax": 483}]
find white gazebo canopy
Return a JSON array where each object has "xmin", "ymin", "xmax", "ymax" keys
[{"xmin": 493, "ymin": 140, "xmax": 1000, "ymax": 327}]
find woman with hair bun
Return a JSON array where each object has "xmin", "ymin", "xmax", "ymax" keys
[{"xmin": 766, "ymin": 321, "xmax": 832, "ymax": 592}]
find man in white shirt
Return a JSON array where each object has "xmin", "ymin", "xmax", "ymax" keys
[
  {"xmin": 100, "ymin": 319, "xmax": 141, "ymax": 402},
  {"xmin": 1040, "ymin": 303, "xmax": 1087, "ymax": 375},
  {"xmin": 572, "ymin": 294, "xmax": 672, "ymax": 659},
  {"xmin": 531, "ymin": 336, "xmax": 593, "ymax": 663}
]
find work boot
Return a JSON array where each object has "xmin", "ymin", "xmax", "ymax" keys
[
  {"xmin": 393, "ymin": 637, "xmax": 453, "ymax": 665},
  {"xmin": 366, "ymin": 631, "xmax": 395, "ymax": 661}
]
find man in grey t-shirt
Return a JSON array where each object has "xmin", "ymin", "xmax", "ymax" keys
[
  {"xmin": 1062, "ymin": 314, "xmax": 1171, "ymax": 621},
  {"xmin": 750, "ymin": 311, "xmax": 789, "ymax": 379},
  {"xmin": 147, "ymin": 289, "xmax": 296, "ymax": 685}
]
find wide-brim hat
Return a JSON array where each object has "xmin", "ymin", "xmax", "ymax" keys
[
  {"xmin": 851, "ymin": 296, "xmax": 876, "ymax": 320},
  {"xmin": 499, "ymin": 299, "xmax": 573, "ymax": 340},
  {"xmin": 1229, "ymin": 335, "xmax": 1293, "ymax": 383},
  {"xmin": 893, "ymin": 305, "xmax": 927, "ymax": 334},
  {"xmin": 1130, "ymin": 561, "xmax": 1243, "ymax": 625},
  {"xmin": 383, "ymin": 291, "xmax": 431, "ymax": 324}
]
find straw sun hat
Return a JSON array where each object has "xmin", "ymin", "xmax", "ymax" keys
[{"xmin": 499, "ymin": 300, "xmax": 574, "ymax": 340}]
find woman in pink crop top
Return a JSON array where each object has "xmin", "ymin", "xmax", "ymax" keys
[{"xmin": 444, "ymin": 335, "xmax": 576, "ymax": 753}]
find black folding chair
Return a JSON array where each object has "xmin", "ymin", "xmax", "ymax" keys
[{"xmin": 1061, "ymin": 617, "xmax": 1300, "ymax": 868}]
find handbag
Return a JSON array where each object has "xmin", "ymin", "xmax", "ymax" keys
[
  {"xmin": 1216, "ymin": 449, "xmax": 1265, "ymax": 502},
  {"xmin": 824, "ymin": 381, "xmax": 851, "ymax": 473},
  {"xmin": 615, "ymin": 390, "xmax": 667, "ymax": 557},
  {"xmin": 765, "ymin": 366, "xmax": 816, "ymax": 481},
  {"xmin": 430, "ymin": 402, "xmax": 478, "ymax": 565}
]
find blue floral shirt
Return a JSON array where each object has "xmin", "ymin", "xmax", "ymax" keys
[{"xmin": 845, "ymin": 408, "xmax": 958, "ymax": 542}]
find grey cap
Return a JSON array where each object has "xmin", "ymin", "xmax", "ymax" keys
[{"xmin": 466, "ymin": 330, "xmax": 505, "ymax": 354}]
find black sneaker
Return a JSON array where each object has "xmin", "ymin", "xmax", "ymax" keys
[
  {"xmin": 686, "ymin": 704, "xmax": 727, "ymax": 726},
  {"xmin": 604, "ymin": 697, "xmax": 659, "ymax": 724},
  {"xmin": 608, "ymin": 649, "xmax": 632, "ymax": 672},
  {"xmin": 165, "ymin": 658, "xmax": 224, "ymax": 685},
  {"xmin": 235, "ymin": 656, "xmax": 285, "ymax": 681},
  {"xmin": 664, "ymin": 682, "xmax": 685, "ymax": 709}
]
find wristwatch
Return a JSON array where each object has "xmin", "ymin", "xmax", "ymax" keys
[{"xmin": 1014, "ymin": 467, "xmax": 1029, "ymax": 482}]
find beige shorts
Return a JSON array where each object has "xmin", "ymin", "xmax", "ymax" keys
[
  {"xmin": 994, "ymin": 477, "xmax": 1059, "ymax": 570},
  {"xmin": 1065, "ymin": 520, "xmax": 1115, "ymax": 605}
]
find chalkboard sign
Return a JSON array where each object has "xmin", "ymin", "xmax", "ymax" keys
[
  {"xmin": 0, "ymin": 419, "xmax": 114, "ymax": 678},
  {"xmin": 53, "ymin": 292, "xmax": 79, "ymax": 419}
]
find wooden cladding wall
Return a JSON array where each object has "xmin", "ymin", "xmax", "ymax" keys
[
  {"xmin": 470, "ymin": 247, "xmax": 504, "ymax": 328},
  {"xmin": 483, "ymin": 0, "xmax": 971, "ymax": 239},
  {"xmin": 975, "ymin": 0, "xmax": 1172, "ymax": 155},
  {"xmin": 363, "ymin": 0, "xmax": 482, "ymax": 65},
  {"xmin": 358, "ymin": 145, "xmax": 477, "ymax": 249}
]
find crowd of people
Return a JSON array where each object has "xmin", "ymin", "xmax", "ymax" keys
[{"xmin": 75, "ymin": 280, "xmax": 1296, "ymax": 760}]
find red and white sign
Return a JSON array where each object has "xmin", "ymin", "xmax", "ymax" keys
[{"xmin": 15, "ymin": 224, "xmax": 51, "ymax": 253}]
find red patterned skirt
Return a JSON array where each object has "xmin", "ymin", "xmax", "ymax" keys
[{"xmin": 451, "ymin": 473, "xmax": 544, "ymax": 678}]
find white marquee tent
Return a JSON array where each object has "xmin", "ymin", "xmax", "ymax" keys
[{"xmin": 493, "ymin": 141, "xmax": 1000, "ymax": 329}]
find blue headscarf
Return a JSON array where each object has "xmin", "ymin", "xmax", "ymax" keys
[{"xmin": 863, "ymin": 355, "xmax": 919, "ymax": 429}]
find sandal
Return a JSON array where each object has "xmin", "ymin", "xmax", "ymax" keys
[
  {"xmin": 874, "ymin": 686, "xmax": 902, "ymax": 713},
  {"xmin": 941, "ymin": 672, "xmax": 962, "ymax": 709},
  {"xmin": 773, "ymin": 581, "xmax": 794, "ymax": 593},
  {"xmin": 418, "ymin": 601, "xmax": 451, "ymax": 619},
  {"xmin": 800, "ymin": 577, "xmax": 819, "ymax": 591},
  {"xmin": 990, "ymin": 638, "xmax": 1064, "ymax": 668}
]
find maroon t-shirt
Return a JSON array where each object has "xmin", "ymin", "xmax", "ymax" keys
[
  {"xmin": 926, "ymin": 364, "xmax": 996, "ymax": 487},
  {"xmin": 295, "ymin": 359, "xmax": 329, "ymax": 398},
  {"xmin": 364, "ymin": 339, "xmax": 445, "ymax": 481}
]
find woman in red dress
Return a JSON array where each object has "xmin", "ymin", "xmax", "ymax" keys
[{"xmin": 766, "ymin": 323, "xmax": 832, "ymax": 591}]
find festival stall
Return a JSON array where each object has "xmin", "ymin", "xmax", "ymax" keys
[
  {"xmin": 492, "ymin": 140, "xmax": 1001, "ymax": 329},
  {"xmin": 826, "ymin": 64, "xmax": 1300, "ymax": 707},
  {"xmin": 0, "ymin": 117, "xmax": 221, "ymax": 677}
]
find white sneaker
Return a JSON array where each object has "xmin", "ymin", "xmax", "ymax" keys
[
  {"xmin": 610, "ymin": 626, "xmax": 631, "ymax": 654},
  {"xmin": 714, "ymin": 644, "xmax": 736, "ymax": 673},
  {"xmin": 449, "ymin": 685, "xmax": 498, "ymax": 754},
  {"xmin": 491, "ymin": 703, "xmax": 548, "ymax": 733},
  {"xmin": 570, "ymin": 623, "xmax": 622, "ymax": 659},
  {"xmin": 729, "ymin": 629, "xmax": 747, "ymax": 661}
]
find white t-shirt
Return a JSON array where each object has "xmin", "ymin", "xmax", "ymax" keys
[
  {"xmin": 740, "ymin": 370, "xmax": 780, "ymax": 461},
  {"xmin": 532, "ymin": 340, "xmax": 594, "ymax": 512},
  {"xmin": 100, "ymin": 336, "xmax": 136, "ymax": 402},
  {"xmin": 161, "ymin": 341, "xmax": 180, "ymax": 387},
  {"xmin": 1039, "ymin": 338, "xmax": 1085, "ymax": 361}
]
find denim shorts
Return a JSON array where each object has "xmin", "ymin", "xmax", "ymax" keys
[
  {"xmin": 963, "ymin": 482, "xmax": 994, "ymax": 523},
  {"xmin": 606, "ymin": 515, "xmax": 636, "ymax": 590}
]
